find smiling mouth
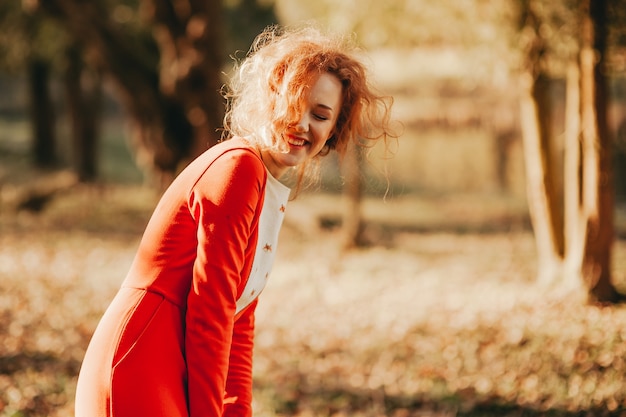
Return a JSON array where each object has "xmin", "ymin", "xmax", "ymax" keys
[{"xmin": 286, "ymin": 135, "xmax": 307, "ymax": 147}]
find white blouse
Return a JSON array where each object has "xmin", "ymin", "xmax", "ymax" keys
[{"xmin": 235, "ymin": 171, "xmax": 290, "ymax": 314}]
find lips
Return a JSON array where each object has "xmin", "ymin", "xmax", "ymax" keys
[{"xmin": 286, "ymin": 134, "xmax": 307, "ymax": 147}]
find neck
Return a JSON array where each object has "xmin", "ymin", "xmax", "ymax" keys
[{"xmin": 259, "ymin": 149, "xmax": 287, "ymax": 179}]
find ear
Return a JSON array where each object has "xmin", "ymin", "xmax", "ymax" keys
[
  {"xmin": 327, "ymin": 127, "xmax": 336, "ymax": 141},
  {"xmin": 325, "ymin": 135, "xmax": 337, "ymax": 149},
  {"xmin": 317, "ymin": 142, "xmax": 332, "ymax": 157}
]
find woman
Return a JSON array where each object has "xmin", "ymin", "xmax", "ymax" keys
[{"xmin": 75, "ymin": 24, "xmax": 395, "ymax": 417}]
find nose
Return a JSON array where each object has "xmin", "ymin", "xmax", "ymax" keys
[{"xmin": 295, "ymin": 113, "xmax": 309, "ymax": 133}]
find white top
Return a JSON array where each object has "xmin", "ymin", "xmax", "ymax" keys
[{"xmin": 235, "ymin": 171, "xmax": 290, "ymax": 314}]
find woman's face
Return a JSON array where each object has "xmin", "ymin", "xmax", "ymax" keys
[{"xmin": 263, "ymin": 72, "xmax": 342, "ymax": 178}]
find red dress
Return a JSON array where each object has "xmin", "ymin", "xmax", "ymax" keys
[{"xmin": 75, "ymin": 137, "xmax": 290, "ymax": 417}]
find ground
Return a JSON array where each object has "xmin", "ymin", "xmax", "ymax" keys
[{"xmin": 1, "ymin": 181, "xmax": 626, "ymax": 416}]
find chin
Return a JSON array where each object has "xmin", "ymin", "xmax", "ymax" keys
[{"xmin": 278, "ymin": 153, "xmax": 307, "ymax": 167}]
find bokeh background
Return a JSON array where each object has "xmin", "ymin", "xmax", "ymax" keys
[{"xmin": 1, "ymin": 0, "xmax": 626, "ymax": 416}]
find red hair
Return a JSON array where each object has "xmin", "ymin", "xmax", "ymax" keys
[{"xmin": 222, "ymin": 25, "xmax": 396, "ymax": 191}]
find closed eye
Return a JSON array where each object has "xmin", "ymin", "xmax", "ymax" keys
[{"xmin": 313, "ymin": 103, "xmax": 334, "ymax": 121}]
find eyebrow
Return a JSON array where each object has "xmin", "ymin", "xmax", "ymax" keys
[{"xmin": 316, "ymin": 103, "xmax": 334, "ymax": 112}]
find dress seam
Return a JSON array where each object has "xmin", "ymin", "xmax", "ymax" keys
[{"xmin": 120, "ymin": 285, "xmax": 184, "ymax": 310}]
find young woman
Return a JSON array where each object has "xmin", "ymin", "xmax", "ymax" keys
[{"xmin": 75, "ymin": 24, "xmax": 395, "ymax": 417}]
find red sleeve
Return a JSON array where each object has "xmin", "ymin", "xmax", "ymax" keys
[
  {"xmin": 223, "ymin": 299, "xmax": 257, "ymax": 417},
  {"xmin": 185, "ymin": 149, "xmax": 265, "ymax": 417}
]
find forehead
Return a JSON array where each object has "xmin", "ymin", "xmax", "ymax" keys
[{"xmin": 307, "ymin": 72, "xmax": 342, "ymax": 107}]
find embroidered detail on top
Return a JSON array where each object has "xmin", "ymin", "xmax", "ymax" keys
[{"xmin": 235, "ymin": 170, "xmax": 290, "ymax": 315}]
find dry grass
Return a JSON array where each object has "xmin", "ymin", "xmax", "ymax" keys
[{"xmin": 1, "ymin": 182, "xmax": 626, "ymax": 416}]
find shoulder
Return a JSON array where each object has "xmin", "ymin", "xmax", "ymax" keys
[
  {"xmin": 206, "ymin": 138, "xmax": 266, "ymax": 181},
  {"xmin": 188, "ymin": 138, "xmax": 267, "ymax": 203},
  {"xmin": 183, "ymin": 137, "xmax": 265, "ymax": 182},
  {"xmin": 198, "ymin": 137, "xmax": 263, "ymax": 169}
]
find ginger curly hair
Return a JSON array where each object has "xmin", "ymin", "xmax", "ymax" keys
[{"xmin": 222, "ymin": 24, "xmax": 397, "ymax": 191}]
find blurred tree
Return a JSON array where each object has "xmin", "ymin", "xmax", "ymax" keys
[
  {"xmin": 37, "ymin": 0, "xmax": 224, "ymax": 184},
  {"xmin": 36, "ymin": 0, "xmax": 278, "ymax": 184},
  {"xmin": 63, "ymin": 42, "xmax": 103, "ymax": 182},
  {"xmin": 2, "ymin": 0, "xmax": 277, "ymax": 184},
  {"xmin": 518, "ymin": 0, "xmax": 624, "ymax": 303},
  {"xmin": 573, "ymin": 0, "xmax": 620, "ymax": 302},
  {"xmin": 0, "ymin": 0, "xmax": 105, "ymax": 179},
  {"xmin": 28, "ymin": 56, "xmax": 57, "ymax": 168},
  {"xmin": 340, "ymin": 140, "xmax": 366, "ymax": 248},
  {"xmin": 0, "ymin": 1, "xmax": 64, "ymax": 169},
  {"xmin": 517, "ymin": 0, "xmax": 571, "ymax": 286}
]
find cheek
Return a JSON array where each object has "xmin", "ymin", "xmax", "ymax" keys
[{"xmin": 317, "ymin": 127, "xmax": 333, "ymax": 147}]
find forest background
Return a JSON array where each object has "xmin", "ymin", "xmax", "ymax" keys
[{"xmin": 2, "ymin": 0, "xmax": 626, "ymax": 416}]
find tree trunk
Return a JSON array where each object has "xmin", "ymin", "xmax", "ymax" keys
[
  {"xmin": 518, "ymin": 1, "xmax": 563, "ymax": 284},
  {"xmin": 519, "ymin": 72, "xmax": 562, "ymax": 284},
  {"xmin": 579, "ymin": 0, "xmax": 621, "ymax": 303},
  {"xmin": 519, "ymin": 0, "xmax": 621, "ymax": 303},
  {"xmin": 29, "ymin": 57, "xmax": 57, "ymax": 168},
  {"xmin": 532, "ymin": 74, "xmax": 565, "ymax": 259},
  {"xmin": 341, "ymin": 141, "xmax": 365, "ymax": 249},
  {"xmin": 563, "ymin": 61, "xmax": 584, "ymax": 288},
  {"xmin": 148, "ymin": 0, "xmax": 225, "ymax": 163},
  {"xmin": 64, "ymin": 43, "xmax": 102, "ymax": 182}
]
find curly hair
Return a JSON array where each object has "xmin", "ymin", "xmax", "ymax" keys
[{"xmin": 222, "ymin": 24, "xmax": 397, "ymax": 190}]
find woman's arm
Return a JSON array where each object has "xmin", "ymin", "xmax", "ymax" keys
[
  {"xmin": 223, "ymin": 299, "xmax": 257, "ymax": 417},
  {"xmin": 185, "ymin": 149, "xmax": 265, "ymax": 417}
]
